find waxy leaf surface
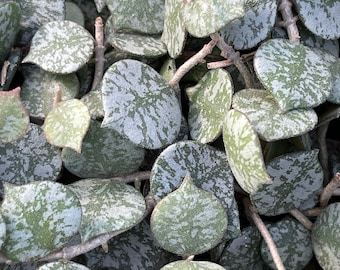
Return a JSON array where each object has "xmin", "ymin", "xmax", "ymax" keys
[
  {"xmin": 161, "ymin": 260, "xmax": 225, "ymax": 270},
  {"xmin": 38, "ymin": 261, "xmax": 90, "ymax": 270}
]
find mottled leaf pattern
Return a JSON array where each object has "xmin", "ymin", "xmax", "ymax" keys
[
  {"xmin": 0, "ymin": 214, "xmax": 6, "ymax": 250},
  {"xmin": 150, "ymin": 140, "xmax": 240, "ymax": 239},
  {"xmin": 62, "ymin": 120, "xmax": 144, "ymax": 178},
  {"xmin": 22, "ymin": 21, "xmax": 94, "ymax": 74},
  {"xmin": 250, "ymin": 150, "xmax": 323, "ymax": 216},
  {"xmin": 161, "ymin": 0, "xmax": 186, "ymax": 58},
  {"xmin": 84, "ymin": 220, "xmax": 177, "ymax": 269},
  {"xmin": 43, "ymin": 99, "xmax": 90, "ymax": 152},
  {"xmin": 0, "ymin": 124, "xmax": 62, "ymax": 191},
  {"xmin": 187, "ymin": 69, "xmax": 233, "ymax": 144},
  {"xmin": 38, "ymin": 261, "xmax": 90, "ymax": 270},
  {"xmin": 108, "ymin": 33, "xmax": 167, "ymax": 57},
  {"xmin": 182, "ymin": 0, "xmax": 244, "ymax": 37},
  {"xmin": 106, "ymin": 0, "xmax": 164, "ymax": 34},
  {"xmin": 15, "ymin": 0, "xmax": 65, "ymax": 44},
  {"xmin": 69, "ymin": 179, "xmax": 146, "ymax": 242},
  {"xmin": 21, "ymin": 66, "xmax": 79, "ymax": 118},
  {"xmin": 312, "ymin": 202, "xmax": 340, "ymax": 269},
  {"xmin": 0, "ymin": 88, "xmax": 29, "ymax": 143},
  {"xmin": 80, "ymin": 89, "xmax": 104, "ymax": 119},
  {"xmin": 295, "ymin": 0, "xmax": 340, "ymax": 40},
  {"xmin": 261, "ymin": 219, "xmax": 313, "ymax": 269},
  {"xmin": 0, "ymin": 2, "xmax": 20, "ymax": 65},
  {"xmin": 254, "ymin": 38, "xmax": 332, "ymax": 112},
  {"xmin": 151, "ymin": 175, "xmax": 228, "ymax": 257},
  {"xmin": 223, "ymin": 109, "xmax": 271, "ymax": 194},
  {"xmin": 0, "ymin": 181, "xmax": 81, "ymax": 262},
  {"xmin": 220, "ymin": 0, "xmax": 277, "ymax": 50},
  {"xmin": 161, "ymin": 260, "xmax": 226, "ymax": 270},
  {"xmin": 101, "ymin": 59, "xmax": 182, "ymax": 149},
  {"xmin": 232, "ymin": 89, "xmax": 318, "ymax": 141},
  {"xmin": 218, "ymin": 226, "xmax": 265, "ymax": 269}
]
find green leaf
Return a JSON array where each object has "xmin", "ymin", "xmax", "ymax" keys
[
  {"xmin": 15, "ymin": 0, "xmax": 65, "ymax": 44},
  {"xmin": 0, "ymin": 214, "xmax": 6, "ymax": 250},
  {"xmin": 106, "ymin": 0, "xmax": 164, "ymax": 34},
  {"xmin": 150, "ymin": 140, "xmax": 240, "ymax": 239},
  {"xmin": 182, "ymin": 0, "xmax": 245, "ymax": 38},
  {"xmin": 0, "ymin": 181, "xmax": 81, "ymax": 262},
  {"xmin": 161, "ymin": 0, "xmax": 187, "ymax": 58},
  {"xmin": 186, "ymin": 69, "xmax": 233, "ymax": 143},
  {"xmin": 38, "ymin": 261, "xmax": 90, "ymax": 270},
  {"xmin": 65, "ymin": 2, "xmax": 85, "ymax": 27},
  {"xmin": 0, "ymin": 87, "xmax": 29, "ymax": 143},
  {"xmin": 223, "ymin": 109, "xmax": 272, "ymax": 194},
  {"xmin": 312, "ymin": 202, "xmax": 340, "ymax": 269},
  {"xmin": 151, "ymin": 174, "xmax": 228, "ymax": 257},
  {"xmin": 232, "ymin": 89, "xmax": 318, "ymax": 141},
  {"xmin": 220, "ymin": 0, "xmax": 277, "ymax": 50},
  {"xmin": 84, "ymin": 220, "xmax": 178, "ymax": 269},
  {"xmin": 0, "ymin": 1, "xmax": 20, "ymax": 65},
  {"xmin": 218, "ymin": 226, "xmax": 265, "ymax": 269},
  {"xmin": 0, "ymin": 123, "xmax": 62, "ymax": 193},
  {"xmin": 62, "ymin": 120, "xmax": 144, "ymax": 178},
  {"xmin": 261, "ymin": 219, "xmax": 313, "ymax": 270},
  {"xmin": 80, "ymin": 88, "xmax": 104, "ymax": 119},
  {"xmin": 69, "ymin": 179, "xmax": 146, "ymax": 242},
  {"xmin": 101, "ymin": 59, "xmax": 182, "ymax": 149},
  {"xmin": 250, "ymin": 150, "xmax": 323, "ymax": 216},
  {"xmin": 43, "ymin": 99, "xmax": 90, "ymax": 152},
  {"xmin": 295, "ymin": 0, "xmax": 340, "ymax": 40},
  {"xmin": 22, "ymin": 21, "xmax": 94, "ymax": 74},
  {"xmin": 161, "ymin": 260, "xmax": 226, "ymax": 270},
  {"xmin": 21, "ymin": 66, "xmax": 79, "ymax": 119},
  {"xmin": 254, "ymin": 38, "xmax": 332, "ymax": 112}
]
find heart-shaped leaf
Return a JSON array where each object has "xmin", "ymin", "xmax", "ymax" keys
[
  {"xmin": 295, "ymin": 0, "xmax": 340, "ymax": 40},
  {"xmin": 0, "ymin": 87, "xmax": 29, "ymax": 143},
  {"xmin": 43, "ymin": 99, "xmax": 90, "ymax": 152},
  {"xmin": 312, "ymin": 202, "xmax": 340, "ymax": 269},
  {"xmin": 187, "ymin": 69, "xmax": 233, "ymax": 144},
  {"xmin": 69, "ymin": 179, "xmax": 146, "ymax": 242},
  {"xmin": 101, "ymin": 59, "xmax": 182, "ymax": 149},
  {"xmin": 161, "ymin": 0, "xmax": 187, "ymax": 58},
  {"xmin": 106, "ymin": 0, "xmax": 164, "ymax": 34},
  {"xmin": 161, "ymin": 260, "xmax": 226, "ymax": 270},
  {"xmin": 182, "ymin": 0, "xmax": 244, "ymax": 38},
  {"xmin": 261, "ymin": 219, "xmax": 313, "ymax": 270},
  {"xmin": 254, "ymin": 38, "xmax": 332, "ymax": 112},
  {"xmin": 22, "ymin": 21, "xmax": 94, "ymax": 74},
  {"xmin": 232, "ymin": 89, "xmax": 318, "ymax": 141},
  {"xmin": 62, "ymin": 120, "xmax": 144, "ymax": 178},
  {"xmin": 220, "ymin": 0, "xmax": 277, "ymax": 50},
  {"xmin": 223, "ymin": 109, "xmax": 272, "ymax": 194},
  {"xmin": 38, "ymin": 261, "xmax": 90, "ymax": 270},
  {"xmin": 0, "ymin": 2, "xmax": 21, "ymax": 65},
  {"xmin": 151, "ymin": 174, "xmax": 228, "ymax": 257},
  {"xmin": 250, "ymin": 150, "xmax": 323, "ymax": 216},
  {"xmin": 0, "ymin": 181, "xmax": 81, "ymax": 262}
]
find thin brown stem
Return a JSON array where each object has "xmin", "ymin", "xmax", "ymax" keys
[
  {"xmin": 243, "ymin": 197, "xmax": 286, "ymax": 270},
  {"xmin": 289, "ymin": 209, "xmax": 313, "ymax": 230},
  {"xmin": 278, "ymin": 0, "xmax": 300, "ymax": 42},
  {"xmin": 317, "ymin": 122, "xmax": 330, "ymax": 185},
  {"xmin": 207, "ymin": 59, "xmax": 233, "ymax": 69},
  {"xmin": 1, "ymin": 61, "xmax": 10, "ymax": 86},
  {"xmin": 53, "ymin": 88, "xmax": 62, "ymax": 108},
  {"xmin": 320, "ymin": 172, "xmax": 340, "ymax": 208},
  {"xmin": 91, "ymin": 17, "xmax": 105, "ymax": 91}
]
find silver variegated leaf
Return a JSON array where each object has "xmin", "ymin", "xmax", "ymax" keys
[
  {"xmin": 38, "ymin": 261, "xmax": 90, "ymax": 270},
  {"xmin": 220, "ymin": 0, "xmax": 277, "ymax": 50},
  {"xmin": 261, "ymin": 219, "xmax": 313, "ymax": 270},
  {"xmin": 182, "ymin": 0, "xmax": 245, "ymax": 38},
  {"xmin": 250, "ymin": 150, "xmax": 323, "ymax": 216},
  {"xmin": 69, "ymin": 179, "xmax": 146, "ymax": 242},
  {"xmin": 0, "ymin": 214, "xmax": 5, "ymax": 250},
  {"xmin": 101, "ymin": 59, "xmax": 182, "ymax": 149},
  {"xmin": 80, "ymin": 88, "xmax": 104, "ymax": 119},
  {"xmin": 0, "ymin": 181, "xmax": 81, "ymax": 262},
  {"xmin": 106, "ymin": 0, "xmax": 164, "ymax": 34},
  {"xmin": 254, "ymin": 38, "xmax": 332, "ymax": 112},
  {"xmin": 223, "ymin": 109, "xmax": 272, "ymax": 194},
  {"xmin": 232, "ymin": 89, "xmax": 318, "ymax": 141},
  {"xmin": 295, "ymin": 0, "xmax": 340, "ymax": 40},
  {"xmin": 151, "ymin": 175, "xmax": 228, "ymax": 257},
  {"xmin": 312, "ymin": 202, "xmax": 340, "ymax": 269},
  {"xmin": 22, "ymin": 21, "xmax": 94, "ymax": 74},
  {"xmin": 62, "ymin": 120, "xmax": 144, "ymax": 178},
  {"xmin": 187, "ymin": 69, "xmax": 233, "ymax": 144},
  {"xmin": 161, "ymin": 260, "xmax": 226, "ymax": 270}
]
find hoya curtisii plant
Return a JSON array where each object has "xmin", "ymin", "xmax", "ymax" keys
[{"xmin": 0, "ymin": 0, "xmax": 339, "ymax": 269}]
